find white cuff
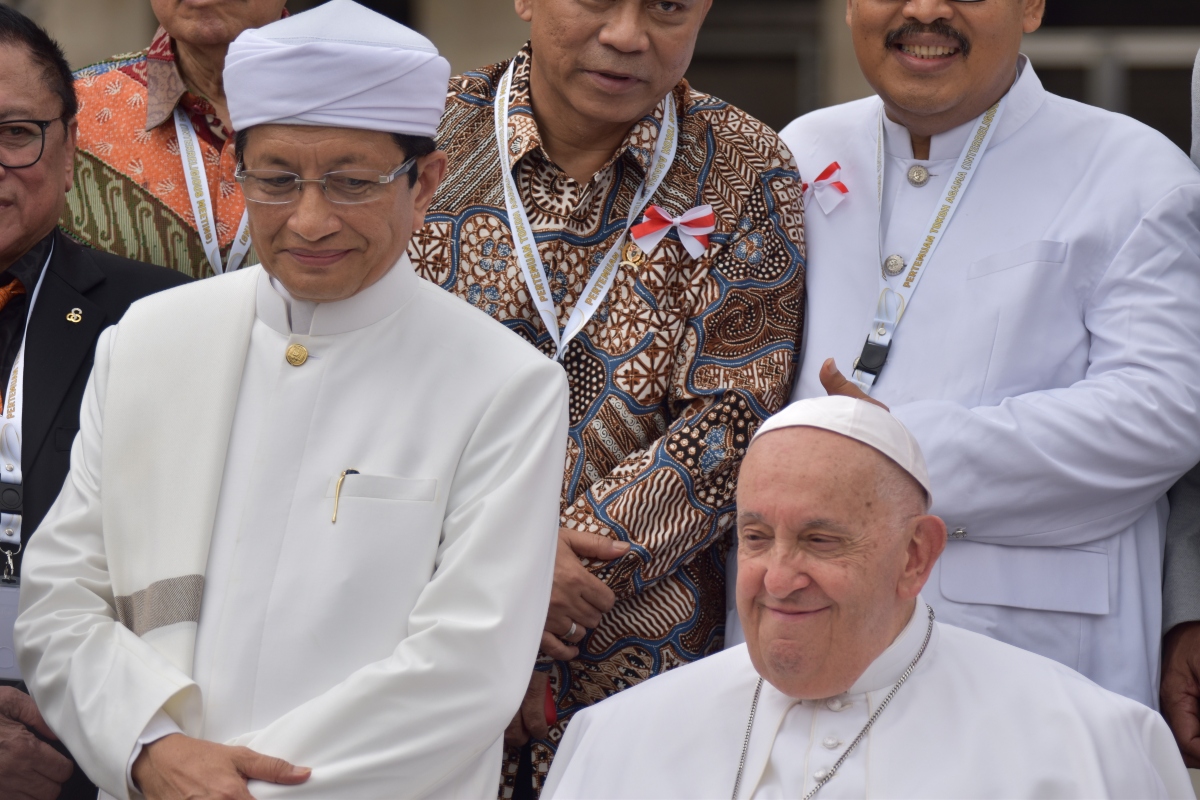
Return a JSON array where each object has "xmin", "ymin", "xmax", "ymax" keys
[{"xmin": 126, "ymin": 709, "xmax": 183, "ymax": 797}]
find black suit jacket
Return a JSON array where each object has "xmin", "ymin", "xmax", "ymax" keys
[
  {"xmin": 14, "ymin": 233, "xmax": 188, "ymax": 800},
  {"xmin": 19, "ymin": 233, "xmax": 190, "ymax": 567}
]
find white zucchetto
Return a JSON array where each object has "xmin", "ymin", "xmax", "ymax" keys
[
  {"xmin": 753, "ymin": 395, "xmax": 932, "ymax": 502},
  {"xmin": 224, "ymin": 0, "xmax": 450, "ymax": 138}
]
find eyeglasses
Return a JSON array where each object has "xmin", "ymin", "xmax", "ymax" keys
[
  {"xmin": 235, "ymin": 156, "xmax": 418, "ymax": 205},
  {"xmin": 0, "ymin": 118, "xmax": 62, "ymax": 169}
]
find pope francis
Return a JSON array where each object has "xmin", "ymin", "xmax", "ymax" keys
[
  {"xmin": 543, "ymin": 397, "xmax": 1191, "ymax": 800},
  {"xmin": 13, "ymin": 3, "xmax": 570, "ymax": 799}
]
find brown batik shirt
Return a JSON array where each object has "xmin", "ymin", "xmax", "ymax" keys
[{"xmin": 408, "ymin": 44, "xmax": 807, "ymax": 797}]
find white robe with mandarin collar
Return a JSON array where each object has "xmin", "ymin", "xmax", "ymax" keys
[
  {"xmin": 15, "ymin": 257, "xmax": 569, "ymax": 799},
  {"xmin": 544, "ymin": 600, "xmax": 1193, "ymax": 800},
  {"xmin": 776, "ymin": 59, "xmax": 1200, "ymax": 707}
]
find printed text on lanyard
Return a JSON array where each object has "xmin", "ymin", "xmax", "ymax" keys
[
  {"xmin": 851, "ymin": 99, "xmax": 1005, "ymax": 393},
  {"xmin": 0, "ymin": 246, "xmax": 51, "ymax": 581},
  {"xmin": 494, "ymin": 63, "xmax": 679, "ymax": 361},
  {"xmin": 174, "ymin": 108, "xmax": 252, "ymax": 276}
]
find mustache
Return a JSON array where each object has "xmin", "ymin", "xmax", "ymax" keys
[{"xmin": 885, "ymin": 20, "xmax": 972, "ymax": 58}]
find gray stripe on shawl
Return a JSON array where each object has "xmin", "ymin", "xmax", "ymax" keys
[{"xmin": 114, "ymin": 575, "xmax": 205, "ymax": 636}]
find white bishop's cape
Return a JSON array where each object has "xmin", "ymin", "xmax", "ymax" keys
[
  {"xmin": 15, "ymin": 257, "xmax": 569, "ymax": 799},
  {"xmin": 546, "ymin": 602, "xmax": 1193, "ymax": 799}
]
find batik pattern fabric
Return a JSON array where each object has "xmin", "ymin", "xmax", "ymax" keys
[
  {"xmin": 408, "ymin": 46, "xmax": 806, "ymax": 797},
  {"xmin": 62, "ymin": 28, "xmax": 250, "ymax": 278}
]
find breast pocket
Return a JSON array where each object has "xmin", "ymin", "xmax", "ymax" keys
[
  {"xmin": 325, "ymin": 473, "xmax": 438, "ymax": 504},
  {"xmin": 967, "ymin": 240, "xmax": 1068, "ymax": 280}
]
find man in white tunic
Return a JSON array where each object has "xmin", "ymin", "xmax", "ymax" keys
[
  {"xmin": 776, "ymin": 0, "xmax": 1200, "ymax": 710},
  {"xmin": 13, "ymin": 2, "xmax": 570, "ymax": 798},
  {"xmin": 544, "ymin": 397, "xmax": 1192, "ymax": 800}
]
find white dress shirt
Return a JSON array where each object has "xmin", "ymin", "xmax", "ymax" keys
[{"xmin": 777, "ymin": 59, "xmax": 1200, "ymax": 707}]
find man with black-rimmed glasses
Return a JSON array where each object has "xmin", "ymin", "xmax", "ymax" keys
[{"xmin": 0, "ymin": 7, "xmax": 187, "ymax": 799}]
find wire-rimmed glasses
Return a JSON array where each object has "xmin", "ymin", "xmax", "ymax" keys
[
  {"xmin": 0, "ymin": 119, "xmax": 61, "ymax": 169},
  {"xmin": 235, "ymin": 156, "xmax": 419, "ymax": 205}
]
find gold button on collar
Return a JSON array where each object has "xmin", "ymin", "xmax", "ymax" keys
[{"xmin": 285, "ymin": 343, "xmax": 309, "ymax": 366}]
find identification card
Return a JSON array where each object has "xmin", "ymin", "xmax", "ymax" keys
[{"xmin": 0, "ymin": 582, "xmax": 20, "ymax": 681}]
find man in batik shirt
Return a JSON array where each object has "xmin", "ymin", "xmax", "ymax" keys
[
  {"xmin": 62, "ymin": 0, "xmax": 286, "ymax": 278},
  {"xmin": 408, "ymin": 1, "xmax": 805, "ymax": 795}
]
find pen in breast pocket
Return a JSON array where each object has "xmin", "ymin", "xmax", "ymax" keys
[{"xmin": 332, "ymin": 469, "xmax": 359, "ymax": 524}]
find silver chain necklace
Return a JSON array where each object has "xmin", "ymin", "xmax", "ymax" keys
[{"xmin": 731, "ymin": 606, "xmax": 936, "ymax": 800}]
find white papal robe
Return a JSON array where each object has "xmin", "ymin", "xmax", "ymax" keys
[
  {"xmin": 15, "ymin": 257, "xmax": 569, "ymax": 799},
  {"xmin": 776, "ymin": 57, "xmax": 1200, "ymax": 707},
  {"xmin": 545, "ymin": 602, "xmax": 1193, "ymax": 800}
]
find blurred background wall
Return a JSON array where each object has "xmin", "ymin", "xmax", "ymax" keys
[{"xmin": 5, "ymin": 0, "xmax": 1198, "ymax": 151}]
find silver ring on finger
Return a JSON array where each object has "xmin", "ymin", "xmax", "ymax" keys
[{"xmin": 566, "ymin": 621, "xmax": 578, "ymax": 639}]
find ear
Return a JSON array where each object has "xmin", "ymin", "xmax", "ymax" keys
[
  {"xmin": 1022, "ymin": 0, "xmax": 1045, "ymax": 34},
  {"xmin": 63, "ymin": 117, "xmax": 79, "ymax": 193},
  {"xmin": 515, "ymin": 0, "xmax": 533, "ymax": 24},
  {"xmin": 409, "ymin": 150, "xmax": 449, "ymax": 231},
  {"xmin": 897, "ymin": 514, "xmax": 947, "ymax": 600}
]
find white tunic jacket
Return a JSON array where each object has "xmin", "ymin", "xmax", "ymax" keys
[
  {"xmin": 781, "ymin": 61, "xmax": 1200, "ymax": 706},
  {"xmin": 14, "ymin": 259, "xmax": 570, "ymax": 798},
  {"xmin": 545, "ymin": 602, "xmax": 1193, "ymax": 800}
]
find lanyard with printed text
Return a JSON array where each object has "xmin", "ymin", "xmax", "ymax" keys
[
  {"xmin": 494, "ymin": 62, "xmax": 678, "ymax": 360},
  {"xmin": 174, "ymin": 108, "xmax": 252, "ymax": 276},
  {"xmin": 850, "ymin": 98, "xmax": 1006, "ymax": 393},
  {"xmin": 0, "ymin": 243, "xmax": 51, "ymax": 569}
]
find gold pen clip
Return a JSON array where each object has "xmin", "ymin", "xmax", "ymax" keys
[{"xmin": 332, "ymin": 469, "xmax": 359, "ymax": 524}]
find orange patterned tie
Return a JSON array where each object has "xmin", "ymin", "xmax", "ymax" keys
[{"xmin": 0, "ymin": 280, "xmax": 26, "ymax": 313}]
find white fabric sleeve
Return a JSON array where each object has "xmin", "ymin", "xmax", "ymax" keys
[
  {"xmin": 891, "ymin": 186, "xmax": 1200, "ymax": 547},
  {"xmin": 125, "ymin": 710, "xmax": 184, "ymax": 796},
  {"xmin": 225, "ymin": 357, "xmax": 569, "ymax": 797},
  {"xmin": 13, "ymin": 326, "xmax": 201, "ymax": 800}
]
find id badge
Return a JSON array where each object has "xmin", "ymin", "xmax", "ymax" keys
[{"xmin": 0, "ymin": 582, "xmax": 20, "ymax": 681}]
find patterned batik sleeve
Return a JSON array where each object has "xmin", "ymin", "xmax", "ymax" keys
[{"xmin": 563, "ymin": 169, "xmax": 806, "ymax": 602}]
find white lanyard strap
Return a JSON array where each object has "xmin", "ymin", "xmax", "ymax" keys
[
  {"xmin": 174, "ymin": 108, "xmax": 252, "ymax": 276},
  {"xmin": 0, "ymin": 244, "xmax": 51, "ymax": 555},
  {"xmin": 494, "ymin": 62, "xmax": 678, "ymax": 360},
  {"xmin": 851, "ymin": 99, "xmax": 1005, "ymax": 392}
]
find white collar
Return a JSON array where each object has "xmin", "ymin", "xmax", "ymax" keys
[
  {"xmin": 256, "ymin": 254, "xmax": 420, "ymax": 336},
  {"xmin": 881, "ymin": 55, "xmax": 1045, "ymax": 161}
]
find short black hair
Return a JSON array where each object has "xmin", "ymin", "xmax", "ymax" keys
[
  {"xmin": 234, "ymin": 129, "xmax": 436, "ymax": 187},
  {"xmin": 0, "ymin": 6, "xmax": 78, "ymax": 123}
]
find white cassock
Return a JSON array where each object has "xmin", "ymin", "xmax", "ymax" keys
[
  {"xmin": 771, "ymin": 58, "xmax": 1200, "ymax": 707},
  {"xmin": 15, "ymin": 257, "xmax": 569, "ymax": 799},
  {"xmin": 545, "ymin": 600, "xmax": 1194, "ymax": 800}
]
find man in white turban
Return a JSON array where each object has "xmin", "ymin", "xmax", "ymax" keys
[
  {"xmin": 13, "ymin": 2, "xmax": 570, "ymax": 798},
  {"xmin": 543, "ymin": 397, "xmax": 1192, "ymax": 800}
]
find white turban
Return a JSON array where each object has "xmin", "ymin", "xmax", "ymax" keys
[
  {"xmin": 752, "ymin": 396, "xmax": 932, "ymax": 503},
  {"xmin": 224, "ymin": 0, "xmax": 450, "ymax": 138}
]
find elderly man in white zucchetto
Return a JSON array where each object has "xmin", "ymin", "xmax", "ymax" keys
[{"xmin": 544, "ymin": 396, "xmax": 1192, "ymax": 800}]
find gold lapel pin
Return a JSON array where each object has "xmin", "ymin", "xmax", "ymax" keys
[
  {"xmin": 332, "ymin": 469, "xmax": 359, "ymax": 523},
  {"xmin": 66, "ymin": 308, "xmax": 82, "ymax": 323}
]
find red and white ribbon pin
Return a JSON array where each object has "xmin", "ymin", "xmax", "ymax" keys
[
  {"xmin": 802, "ymin": 161, "xmax": 850, "ymax": 215},
  {"xmin": 630, "ymin": 204, "xmax": 716, "ymax": 259}
]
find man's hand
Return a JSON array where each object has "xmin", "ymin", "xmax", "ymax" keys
[
  {"xmin": 503, "ymin": 671, "xmax": 550, "ymax": 748},
  {"xmin": 819, "ymin": 359, "xmax": 890, "ymax": 411},
  {"xmin": 541, "ymin": 528, "xmax": 629, "ymax": 660},
  {"xmin": 1162, "ymin": 622, "xmax": 1200, "ymax": 767},
  {"xmin": 0, "ymin": 686, "xmax": 73, "ymax": 800},
  {"xmin": 132, "ymin": 734, "xmax": 310, "ymax": 800}
]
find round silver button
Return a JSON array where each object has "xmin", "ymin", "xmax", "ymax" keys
[
  {"xmin": 4, "ymin": 465, "xmax": 12, "ymax": 472},
  {"xmin": 4, "ymin": 529, "xmax": 13, "ymax": 537},
  {"xmin": 883, "ymin": 254, "xmax": 906, "ymax": 278},
  {"xmin": 814, "ymin": 769, "xmax": 830, "ymax": 781},
  {"xmin": 826, "ymin": 698, "xmax": 845, "ymax": 711},
  {"xmin": 822, "ymin": 736, "xmax": 840, "ymax": 749},
  {"xmin": 907, "ymin": 164, "xmax": 931, "ymax": 187},
  {"xmin": 951, "ymin": 528, "xmax": 968, "ymax": 540},
  {"xmin": 876, "ymin": 326, "xmax": 887, "ymax": 336}
]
